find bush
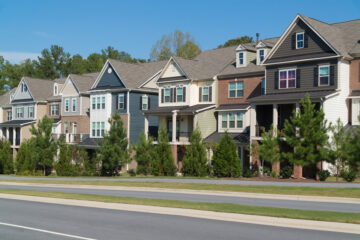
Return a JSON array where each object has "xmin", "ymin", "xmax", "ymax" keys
[
  {"xmin": 127, "ymin": 169, "xmax": 136, "ymax": 177},
  {"xmin": 280, "ymin": 166, "xmax": 293, "ymax": 179},
  {"xmin": 318, "ymin": 169, "xmax": 330, "ymax": 181},
  {"xmin": 340, "ymin": 169, "xmax": 357, "ymax": 182},
  {"xmin": 271, "ymin": 170, "xmax": 277, "ymax": 178},
  {"xmin": 243, "ymin": 168, "xmax": 253, "ymax": 178},
  {"xmin": 263, "ymin": 166, "xmax": 271, "ymax": 176}
]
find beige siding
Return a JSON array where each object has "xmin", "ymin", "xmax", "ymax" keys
[
  {"xmin": 36, "ymin": 104, "xmax": 47, "ymax": 120},
  {"xmin": 61, "ymin": 80, "xmax": 78, "ymax": 96},
  {"xmin": 21, "ymin": 124, "xmax": 33, "ymax": 141},
  {"xmin": 80, "ymin": 96, "xmax": 90, "ymax": 115},
  {"xmin": 195, "ymin": 108, "xmax": 216, "ymax": 138}
]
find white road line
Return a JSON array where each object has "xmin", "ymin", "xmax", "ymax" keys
[{"xmin": 0, "ymin": 221, "xmax": 97, "ymax": 240}]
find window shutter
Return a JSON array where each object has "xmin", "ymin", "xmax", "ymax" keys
[
  {"xmin": 209, "ymin": 86, "xmax": 213, "ymax": 102},
  {"xmin": 358, "ymin": 63, "xmax": 360, "ymax": 82},
  {"xmin": 140, "ymin": 96, "xmax": 142, "ymax": 110},
  {"xmin": 124, "ymin": 93, "xmax": 127, "ymax": 109},
  {"xmin": 116, "ymin": 95, "xmax": 119, "ymax": 110},
  {"xmin": 314, "ymin": 66, "xmax": 319, "ymax": 87},
  {"xmin": 291, "ymin": 33, "xmax": 296, "ymax": 50},
  {"xmin": 148, "ymin": 97, "xmax": 151, "ymax": 109},
  {"xmin": 183, "ymin": 87, "xmax": 186, "ymax": 102},
  {"xmin": 296, "ymin": 69, "xmax": 301, "ymax": 88},
  {"xmin": 161, "ymin": 89, "xmax": 164, "ymax": 103},
  {"xmin": 174, "ymin": 88, "xmax": 177, "ymax": 102},
  {"xmin": 49, "ymin": 105, "xmax": 51, "ymax": 115},
  {"xmin": 304, "ymin": 33, "xmax": 309, "ymax": 48},
  {"xmin": 274, "ymin": 71, "xmax": 279, "ymax": 89},
  {"xmin": 199, "ymin": 87, "xmax": 202, "ymax": 102},
  {"xmin": 170, "ymin": 88, "xmax": 173, "ymax": 102},
  {"xmin": 330, "ymin": 65, "xmax": 335, "ymax": 86}
]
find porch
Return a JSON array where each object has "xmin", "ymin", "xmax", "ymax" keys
[{"xmin": 0, "ymin": 120, "xmax": 36, "ymax": 148}]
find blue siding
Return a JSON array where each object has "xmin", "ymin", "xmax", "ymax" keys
[
  {"xmin": 112, "ymin": 92, "xmax": 127, "ymax": 114},
  {"xmin": 96, "ymin": 65, "xmax": 125, "ymax": 88},
  {"xmin": 129, "ymin": 92, "xmax": 158, "ymax": 144}
]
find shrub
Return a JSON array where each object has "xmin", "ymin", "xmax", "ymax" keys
[
  {"xmin": 271, "ymin": 170, "xmax": 277, "ymax": 178},
  {"xmin": 134, "ymin": 131, "xmax": 155, "ymax": 176},
  {"xmin": 263, "ymin": 166, "xmax": 271, "ymax": 176},
  {"xmin": 127, "ymin": 169, "xmax": 136, "ymax": 177},
  {"xmin": 318, "ymin": 169, "xmax": 330, "ymax": 181},
  {"xmin": 280, "ymin": 166, "xmax": 293, "ymax": 179},
  {"xmin": 340, "ymin": 169, "xmax": 357, "ymax": 182},
  {"xmin": 243, "ymin": 168, "xmax": 253, "ymax": 178}
]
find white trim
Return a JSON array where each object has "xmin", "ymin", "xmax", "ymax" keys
[
  {"xmin": 228, "ymin": 81, "xmax": 244, "ymax": 98},
  {"xmin": 118, "ymin": 93, "xmax": 125, "ymax": 109},
  {"xmin": 278, "ymin": 69, "xmax": 297, "ymax": 89},
  {"xmin": 141, "ymin": 94, "xmax": 149, "ymax": 110},
  {"xmin": 220, "ymin": 112, "xmax": 245, "ymax": 131},
  {"xmin": 91, "ymin": 60, "xmax": 127, "ymax": 90},
  {"xmin": 295, "ymin": 32, "xmax": 304, "ymax": 49},
  {"xmin": 262, "ymin": 55, "xmax": 340, "ymax": 66},
  {"xmin": 53, "ymin": 83, "xmax": 58, "ymax": 96},
  {"xmin": 157, "ymin": 57, "xmax": 189, "ymax": 83},
  {"xmin": 12, "ymin": 78, "xmax": 34, "ymax": 102},
  {"xmin": 236, "ymin": 51, "xmax": 246, "ymax": 68},
  {"xmin": 71, "ymin": 98, "xmax": 77, "ymax": 112},
  {"xmin": 138, "ymin": 70, "xmax": 162, "ymax": 88},
  {"xmin": 64, "ymin": 98, "xmax": 70, "ymax": 112},
  {"xmin": 318, "ymin": 65, "xmax": 330, "ymax": 87}
]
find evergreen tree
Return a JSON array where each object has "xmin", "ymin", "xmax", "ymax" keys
[
  {"xmin": 259, "ymin": 125, "xmax": 281, "ymax": 175},
  {"xmin": 15, "ymin": 140, "xmax": 34, "ymax": 174},
  {"xmin": 133, "ymin": 130, "xmax": 155, "ymax": 175},
  {"xmin": 98, "ymin": 113, "xmax": 129, "ymax": 176},
  {"xmin": 212, "ymin": 132, "xmax": 241, "ymax": 177},
  {"xmin": 0, "ymin": 140, "xmax": 14, "ymax": 174},
  {"xmin": 218, "ymin": 36, "xmax": 253, "ymax": 48},
  {"xmin": 345, "ymin": 117, "xmax": 360, "ymax": 172},
  {"xmin": 181, "ymin": 126, "xmax": 208, "ymax": 177},
  {"xmin": 283, "ymin": 94, "xmax": 329, "ymax": 168},
  {"xmin": 152, "ymin": 123, "xmax": 176, "ymax": 176},
  {"xmin": 30, "ymin": 115, "xmax": 57, "ymax": 175},
  {"xmin": 55, "ymin": 140, "xmax": 75, "ymax": 176}
]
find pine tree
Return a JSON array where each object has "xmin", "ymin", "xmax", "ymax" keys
[
  {"xmin": 134, "ymin": 130, "xmax": 155, "ymax": 175},
  {"xmin": 259, "ymin": 125, "xmax": 281, "ymax": 175},
  {"xmin": 55, "ymin": 140, "xmax": 74, "ymax": 176},
  {"xmin": 152, "ymin": 123, "xmax": 176, "ymax": 176},
  {"xmin": 212, "ymin": 132, "xmax": 241, "ymax": 177},
  {"xmin": 182, "ymin": 126, "xmax": 208, "ymax": 177},
  {"xmin": 0, "ymin": 140, "xmax": 14, "ymax": 174},
  {"xmin": 283, "ymin": 94, "xmax": 329, "ymax": 168},
  {"xmin": 98, "ymin": 113, "xmax": 129, "ymax": 176},
  {"xmin": 15, "ymin": 140, "xmax": 34, "ymax": 174},
  {"xmin": 345, "ymin": 117, "xmax": 360, "ymax": 173}
]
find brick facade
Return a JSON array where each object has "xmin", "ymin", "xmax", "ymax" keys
[{"xmin": 61, "ymin": 115, "xmax": 90, "ymax": 134}]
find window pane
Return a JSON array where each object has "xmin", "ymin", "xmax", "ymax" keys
[
  {"xmin": 288, "ymin": 70, "xmax": 296, "ymax": 79},
  {"xmin": 203, "ymin": 87, "xmax": 209, "ymax": 95},
  {"xmin": 297, "ymin": 33, "xmax": 303, "ymax": 40},
  {"xmin": 229, "ymin": 90, "xmax": 236, "ymax": 98},
  {"xmin": 237, "ymin": 113, "xmax": 243, "ymax": 128},
  {"xmin": 288, "ymin": 79, "xmax": 295, "ymax": 88},
  {"xmin": 319, "ymin": 66, "xmax": 329, "ymax": 76},
  {"xmin": 165, "ymin": 89, "xmax": 170, "ymax": 96},
  {"xmin": 279, "ymin": 71, "xmax": 287, "ymax": 80},
  {"xmin": 280, "ymin": 80, "xmax": 287, "ymax": 88},
  {"xmin": 229, "ymin": 82, "xmax": 236, "ymax": 90},
  {"xmin": 237, "ymin": 82, "xmax": 243, "ymax": 90},
  {"xmin": 320, "ymin": 76, "xmax": 329, "ymax": 85},
  {"xmin": 222, "ymin": 113, "xmax": 227, "ymax": 128}
]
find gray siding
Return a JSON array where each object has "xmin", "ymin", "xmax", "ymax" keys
[
  {"xmin": 266, "ymin": 59, "xmax": 338, "ymax": 94},
  {"xmin": 96, "ymin": 65, "xmax": 125, "ymax": 89},
  {"xmin": 269, "ymin": 19, "xmax": 336, "ymax": 62},
  {"xmin": 61, "ymin": 96, "xmax": 80, "ymax": 116},
  {"xmin": 129, "ymin": 92, "xmax": 158, "ymax": 144},
  {"xmin": 12, "ymin": 103, "xmax": 36, "ymax": 120},
  {"xmin": 13, "ymin": 84, "xmax": 32, "ymax": 101}
]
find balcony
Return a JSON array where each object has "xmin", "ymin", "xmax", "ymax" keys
[
  {"xmin": 52, "ymin": 133, "xmax": 88, "ymax": 144},
  {"xmin": 148, "ymin": 131, "xmax": 192, "ymax": 143}
]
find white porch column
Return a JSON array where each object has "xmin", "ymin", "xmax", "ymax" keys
[
  {"xmin": 0, "ymin": 128, "xmax": 3, "ymax": 139},
  {"xmin": 295, "ymin": 102, "xmax": 300, "ymax": 113},
  {"xmin": 144, "ymin": 115, "xmax": 149, "ymax": 139},
  {"xmin": 12, "ymin": 127, "xmax": 16, "ymax": 146},
  {"xmin": 172, "ymin": 111, "xmax": 177, "ymax": 143},
  {"xmin": 273, "ymin": 104, "xmax": 278, "ymax": 135},
  {"xmin": 6, "ymin": 127, "xmax": 9, "ymax": 140},
  {"xmin": 250, "ymin": 104, "xmax": 256, "ymax": 137}
]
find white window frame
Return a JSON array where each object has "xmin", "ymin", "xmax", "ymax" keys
[
  {"xmin": 318, "ymin": 65, "xmax": 330, "ymax": 86},
  {"xmin": 101, "ymin": 96, "xmax": 105, "ymax": 109},
  {"xmin": 221, "ymin": 112, "xmax": 245, "ymax": 130},
  {"xmin": 72, "ymin": 122, "xmax": 77, "ymax": 134},
  {"xmin": 279, "ymin": 69, "xmax": 297, "ymax": 89},
  {"xmin": 28, "ymin": 106, "xmax": 34, "ymax": 118},
  {"xmin": 72, "ymin": 98, "xmax": 77, "ymax": 112},
  {"xmin": 221, "ymin": 113, "xmax": 228, "ymax": 128},
  {"xmin": 296, "ymin": 32, "xmax": 304, "ymax": 49},
  {"xmin": 92, "ymin": 122, "xmax": 96, "ymax": 137},
  {"xmin": 64, "ymin": 98, "xmax": 70, "ymax": 112},
  {"xmin": 202, "ymin": 86, "xmax": 210, "ymax": 102},
  {"xmin": 54, "ymin": 83, "xmax": 58, "ymax": 96},
  {"xmin": 7, "ymin": 111, "xmax": 12, "ymax": 121},
  {"xmin": 259, "ymin": 49, "xmax": 265, "ymax": 63},
  {"xmin": 238, "ymin": 52, "xmax": 245, "ymax": 66},
  {"xmin": 92, "ymin": 97, "xmax": 96, "ymax": 110},
  {"xmin": 16, "ymin": 107, "xmax": 24, "ymax": 118},
  {"xmin": 51, "ymin": 104, "xmax": 59, "ymax": 116},
  {"xmin": 142, "ymin": 95, "xmax": 148, "ymax": 110},
  {"xmin": 176, "ymin": 87, "xmax": 183, "ymax": 102},
  {"xmin": 118, "ymin": 94, "xmax": 125, "ymax": 109},
  {"xmin": 65, "ymin": 122, "xmax": 68, "ymax": 134},
  {"xmin": 229, "ymin": 82, "xmax": 244, "ymax": 98},
  {"xmin": 164, "ymin": 88, "xmax": 171, "ymax": 103},
  {"xmin": 97, "ymin": 97, "xmax": 101, "ymax": 109}
]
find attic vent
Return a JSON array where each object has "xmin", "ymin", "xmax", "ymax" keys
[{"xmin": 107, "ymin": 68, "xmax": 112, "ymax": 74}]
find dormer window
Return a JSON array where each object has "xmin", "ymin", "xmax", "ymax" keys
[
  {"xmin": 259, "ymin": 49, "xmax": 265, "ymax": 62},
  {"xmin": 236, "ymin": 51, "xmax": 247, "ymax": 68},
  {"xmin": 21, "ymin": 83, "xmax": 27, "ymax": 92},
  {"xmin": 54, "ymin": 83, "xmax": 58, "ymax": 96},
  {"xmin": 239, "ymin": 52, "xmax": 244, "ymax": 65},
  {"xmin": 296, "ymin": 32, "xmax": 304, "ymax": 49}
]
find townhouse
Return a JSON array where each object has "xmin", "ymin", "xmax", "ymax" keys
[
  {"xmin": 47, "ymin": 77, "xmax": 66, "ymax": 137},
  {"xmin": 248, "ymin": 15, "xmax": 360, "ymax": 178}
]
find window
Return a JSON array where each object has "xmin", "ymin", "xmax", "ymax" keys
[
  {"xmin": 7, "ymin": 111, "xmax": 12, "ymax": 121},
  {"xmin": 118, "ymin": 94, "xmax": 124, "ymax": 109},
  {"xmin": 296, "ymin": 32, "xmax": 304, "ymax": 49},
  {"xmin": 92, "ymin": 121, "xmax": 105, "ymax": 137},
  {"xmin": 54, "ymin": 84, "xmax": 58, "ymax": 96},
  {"xmin": 229, "ymin": 82, "xmax": 244, "ymax": 98},
  {"xmin": 202, "ymin": 87, "xmax": 209, "ymax": 102},
  {"xmin": 261, "ymin": 79, "xmax": 265, "ymax": 95},
  {"xmin": 176, "ymin": 88, "xmax": 183, "ymax": 102},
  {"xmin": 72, "ymin": 98, "xmax": 77, "ymax": 112},
  {"xmin": 92, "ymin": 97, "xmax": 96, "ymax": 110},
  {"xmin": 259, "ymin": 49, "xmax": 265, "ymax": 63},
  {"xmin": 52, "ymin": 126, "xmax": 57, "ymax": 134},
  {"xmin": 65, "ymin": 98, "xmax": 70, "ymax": 112},
  {"xmin": 51, "ymin": 104, "xmax": 59, "ymax": 116},
  {"xmin": 239, "ymin": 52, "xmax": 244, "ymax": 65},
  {"xmin": 142, "ymin": 95, "xmax": 148, "ymax": 110},
  {"xmin": 164, "ymin": 88, "xmax": 171, "ymax": 103},
  {"xmin": 97, "ymin": 122, "xmax": 100, "ymax": 137},
  {"xmin": 237, "ymin": 113, "xmax": 243, "ymax": 128},
  {"xmin": 16, "ymin": 107, "xmax": 23, "ymax": 118},
  {"xmin": 92, "ymin": 122, "xmax": 96, "ymax": 137},
  {"xmin": 65, "ymin": 122, "xmax": 68, "ymax": 134},
  {"xmin": 319, "ymin": 65, "xmax": 330, "ymax": 86},
  {"xmin": 101, "ymin": 122, "xmax": 105, "ymax": 136},
  {"xmin": 229, "ymin": 113, "xmax": 235, "ymax": 128},
  {"xmin": 97, "ymin": 97, "xmax": 100, "ymax": 109},
  {"xmin": 222, "ymin": 113, "xmax": 227, "ymax": 128},
  {"xmin": 24, "ymin": 84, "xmax": 27, "ymax": 92},
  {"xmin": 279, "ymin": 69, "xmax": 296, "ymax": 89},
  {"xmin": 102, "ymin": 96, "xmax": 105, "ymax": 109},
  {"xmin": 21, "ymin": 83, "xmax": 27, "ymax": 92},
  {"xmin": 28, "ymin": 106, "xmax": 34, "ymax": 118},
  {"xmin": 73, "ymin": 122, "xmax": 77, "ymax": 134}
]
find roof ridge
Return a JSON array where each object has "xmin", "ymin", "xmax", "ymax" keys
[{"xmin": 331, "ymin": 18, "xmax": 360, "ymax": 25}]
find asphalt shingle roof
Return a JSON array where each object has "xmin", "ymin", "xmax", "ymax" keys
[
  {"xmin": 143, "ymin": 104, "xmax": 215, "ymax": 115},
  {"xmin": 205, "ymin": 131, "xmax": 249, "ymax": 145},
  {"xmin": 248, "ymin": 90, "xmax": 337, "ymax": 102},
  {"xmin": 23, "ymin": 77, "xmax": 55, "ymax": 102},
  {"xmin": 70, "ymin": 72, "xmax": 99, "ymax": 93}
]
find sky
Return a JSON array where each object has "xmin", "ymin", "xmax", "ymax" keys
[{"xmin": 0, "ymin": 0, "xmax": 359, "ymax": 63}]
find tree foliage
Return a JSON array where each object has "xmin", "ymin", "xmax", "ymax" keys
[
  {"xmin": 55, "ymin": 140, "xmax": 75, "ymax": 176},
  {"xmin": 181, "ymin": 126, "xmax": 208, "ymax": 177},
  {"xmin": 258, "ymin": 125, "xmax": 281, "ymax": 171},
  {"xmin": 15, "ymin": 139, "xmax": 34, "ymax": 173},
  {"xmin": 133, "ymin": 130, "xmax": 155, "ymax": 175},
  {"xmin": 218, "ymin": 36, "xmax": 253, "ymax": 48},
  {"xmin": 0, "ymin": 140, "xmax": 14, "ymax": 174},
  {"xmin": 98, "ymin": 113, "xmax": 129, "ymax": 176},
  {"xmin": 345, "ymin": 118, "xmax": 360, "ymax": 173},
  {"xmin": 212, "ymin": 132, "xmax": 241, "ymax": 177},
  {"xmin": 150, "ymin": 30, "xmax": 201, "ymax": 61}
]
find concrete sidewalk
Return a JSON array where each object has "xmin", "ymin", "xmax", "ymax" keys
[
  {"xmin": 0, "ymin": 193, "xmax": 358, "ymax": 235},
  {"xmin": 1, "ymin": 181, "xmax": 359, "ymax": 204}
]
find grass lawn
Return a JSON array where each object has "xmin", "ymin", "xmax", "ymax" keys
[
  {"xmin": 326, "ymin": 176, "xmax": 360, "ymax": 183},
  {"xmin": 0, "ymin": 179, "xmax": 359, "ymax": 198},
  {"xmin": 0, "ymin": 188, "xmax": 358, "ymax": 224}
]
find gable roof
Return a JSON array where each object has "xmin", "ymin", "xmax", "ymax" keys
[
  {"xmin": 0, "ymin": 87, "xmax": 17, "ymax": 108},
  {"xmin": 13, "ymin": 77, "xmax": 54, "ymax": 102},
  {"xmin": 69, "ymin": 72, "xmax": 99, "ymax": 93}
]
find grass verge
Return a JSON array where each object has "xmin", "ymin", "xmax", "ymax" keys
[
  {"xmin": 0, "ymin": 179, "xmax": 359, "ymax": 198},
  {"xmin": 0, "ymin": 188, "xmax": 359, "ymax": 224}
]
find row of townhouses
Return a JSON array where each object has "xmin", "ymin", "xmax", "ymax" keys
[{"xmin": 0, "ymin": 14, "xmax": 359, "ymax": 178}]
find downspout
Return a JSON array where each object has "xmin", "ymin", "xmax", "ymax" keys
[{"xmin": 126, "ymin": 89, "xmax": 131, "ymax": 171}]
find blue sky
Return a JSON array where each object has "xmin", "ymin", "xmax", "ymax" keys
[{"xmin": 0, "ymin": 0, "xmax": 359, "ymax": 63}]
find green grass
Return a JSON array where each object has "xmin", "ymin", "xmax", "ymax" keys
[
  {"xmin": 326, "ymin": 176, "xmax": 360, "ymax": 183},
  {"xmin": 1, "ymin": 179, "xmax": 359, "ymax": 198},
  {"xmin": 0, "ymin": 188, "xmax": 358, "ymax": 224}
]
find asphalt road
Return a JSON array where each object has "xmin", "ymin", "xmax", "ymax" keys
[
  {"xmin": 0, "ymin": 184, "xmax": 358, "ymax": 213},
  {"xmin": 1, "ymin": 175, "xmax": 359, "ymax": 188},
  {"xmin": 0, "ymin": 198, "xmax": 358, "ymax": 240}
]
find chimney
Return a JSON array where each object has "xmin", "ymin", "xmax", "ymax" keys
[{"xmin": 256, "ymin": 33, "xmax": 260, "ymax": 44}]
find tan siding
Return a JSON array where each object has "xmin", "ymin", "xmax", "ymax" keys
[
  {"xmin": 195, "ymin": 109, "xmax": 216, "ymax": 138},
  {"xmin": 36, "ymin": 103, "xmax": 48, "ymax": 120},
  {"xmin": 81, "ymin": 96, "xmax": 90, "ymax": 115},
  {"xmin": 61, "ymin": 116, "xmax": 90, "ymax": 134},
  {"xmin": 21, "ymin": 124, "xmax": 33, "ymax": 142}
]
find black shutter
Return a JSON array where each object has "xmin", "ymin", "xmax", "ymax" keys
[
  {"xmin": 291, "ymin": 33, "xmax": 296, "ymax": 50},
  {"xmin": 314, "ymin": 66, "xmax": 319, "ymax": 87},
  {"xmin": 296, "ymin": 69, "xmax": 301, "ymax": 88},
  {"xmin": 209, "ymin": 86, "xmax": 212, "ymax": 102},
  {"xmin": 124, "ymin": 93, "xmax": 127, "ymax": 109},
  {"xmin": 199, "ymin": 87, "xmax": 202, "ymax": 102},
  {"xmin": 148, "ymin": 97, "xmax": 151, "ymax": 109},
  {"xmin": 139, "ymin": 96, "xmax": 142, "ymax": 110},
  {"xmin": 116, "ymin": 95, "xmax": 118, "ymax": 109},
  {"xmin": 161, "ymin": 89, "xmax": 164, "ymax": 103},
  {"xmin": 170, "ymin": 88, "xmax": 174, "ymax": 102},
  {"xmin": 183, "ymin": 87, "xmax": 186, "ymax": 102},
  {"xmin": 274, "ymin": 71, "xmax": 279, "ymax": 89},
  {"xmin": 330, "ymin": 65, "xmax": 335, "ymax": 86},
  {"xmin": 174, "ymin": 88, "xmax": 177, "ymax": 102},
  {"xmin": 304, "ymin": 33, "xmax": 309, "ymax": 48}
]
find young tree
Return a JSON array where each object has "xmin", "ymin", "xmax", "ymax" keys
[
  {"xmin": 345, "ymin": 118, "xmax": 360, "ymax": 173},
  {"xmin": 218, "ymin": 36, "xmax": 253, "ymax": 48},
  {"xmin": 15, "ymin": 140, "xmax": 34, "ymax": 174},
  {"xmin": 181, "ymin": 126, "xmax": 208, "ymax": 177},
  {"xmin": 259, "ymin": 125, "xmax": 281, "ymax": 176},
  {"xmin": 152, "ymin": 123, "xmax": 177, "ymax": 176},
  {"xmin": 212, "ymin": 132, "xmax": 241, "ymax": 177},
  {"xmin": 0, "ymin": 140, "xmax": 14, "ymax": 174},
  {"xmin": 30, "ymin": 115, "xmax": 57, "ymax": 175},
  {"xmin": 55, "ymin": 140, "xmax": 74, "ymax": 176},
  {"xmin": 98, "ymin": 113, "xmax": 129, "ymax": 176},
  {"xmin": 133, "ymin": 130, "xmax": 155, "ymax": 175},
  {"xmin": 283, "ymin": 94, "xmax": 329, "ymax": 170}
]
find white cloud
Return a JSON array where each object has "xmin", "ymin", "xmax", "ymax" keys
[
  {"xmin": 0, "ymin": 52, "xmax": 40, "ymax": 64},
  {"xmin": 33, "ymin": 31, "xmax": 51, "ymax": 38}
]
